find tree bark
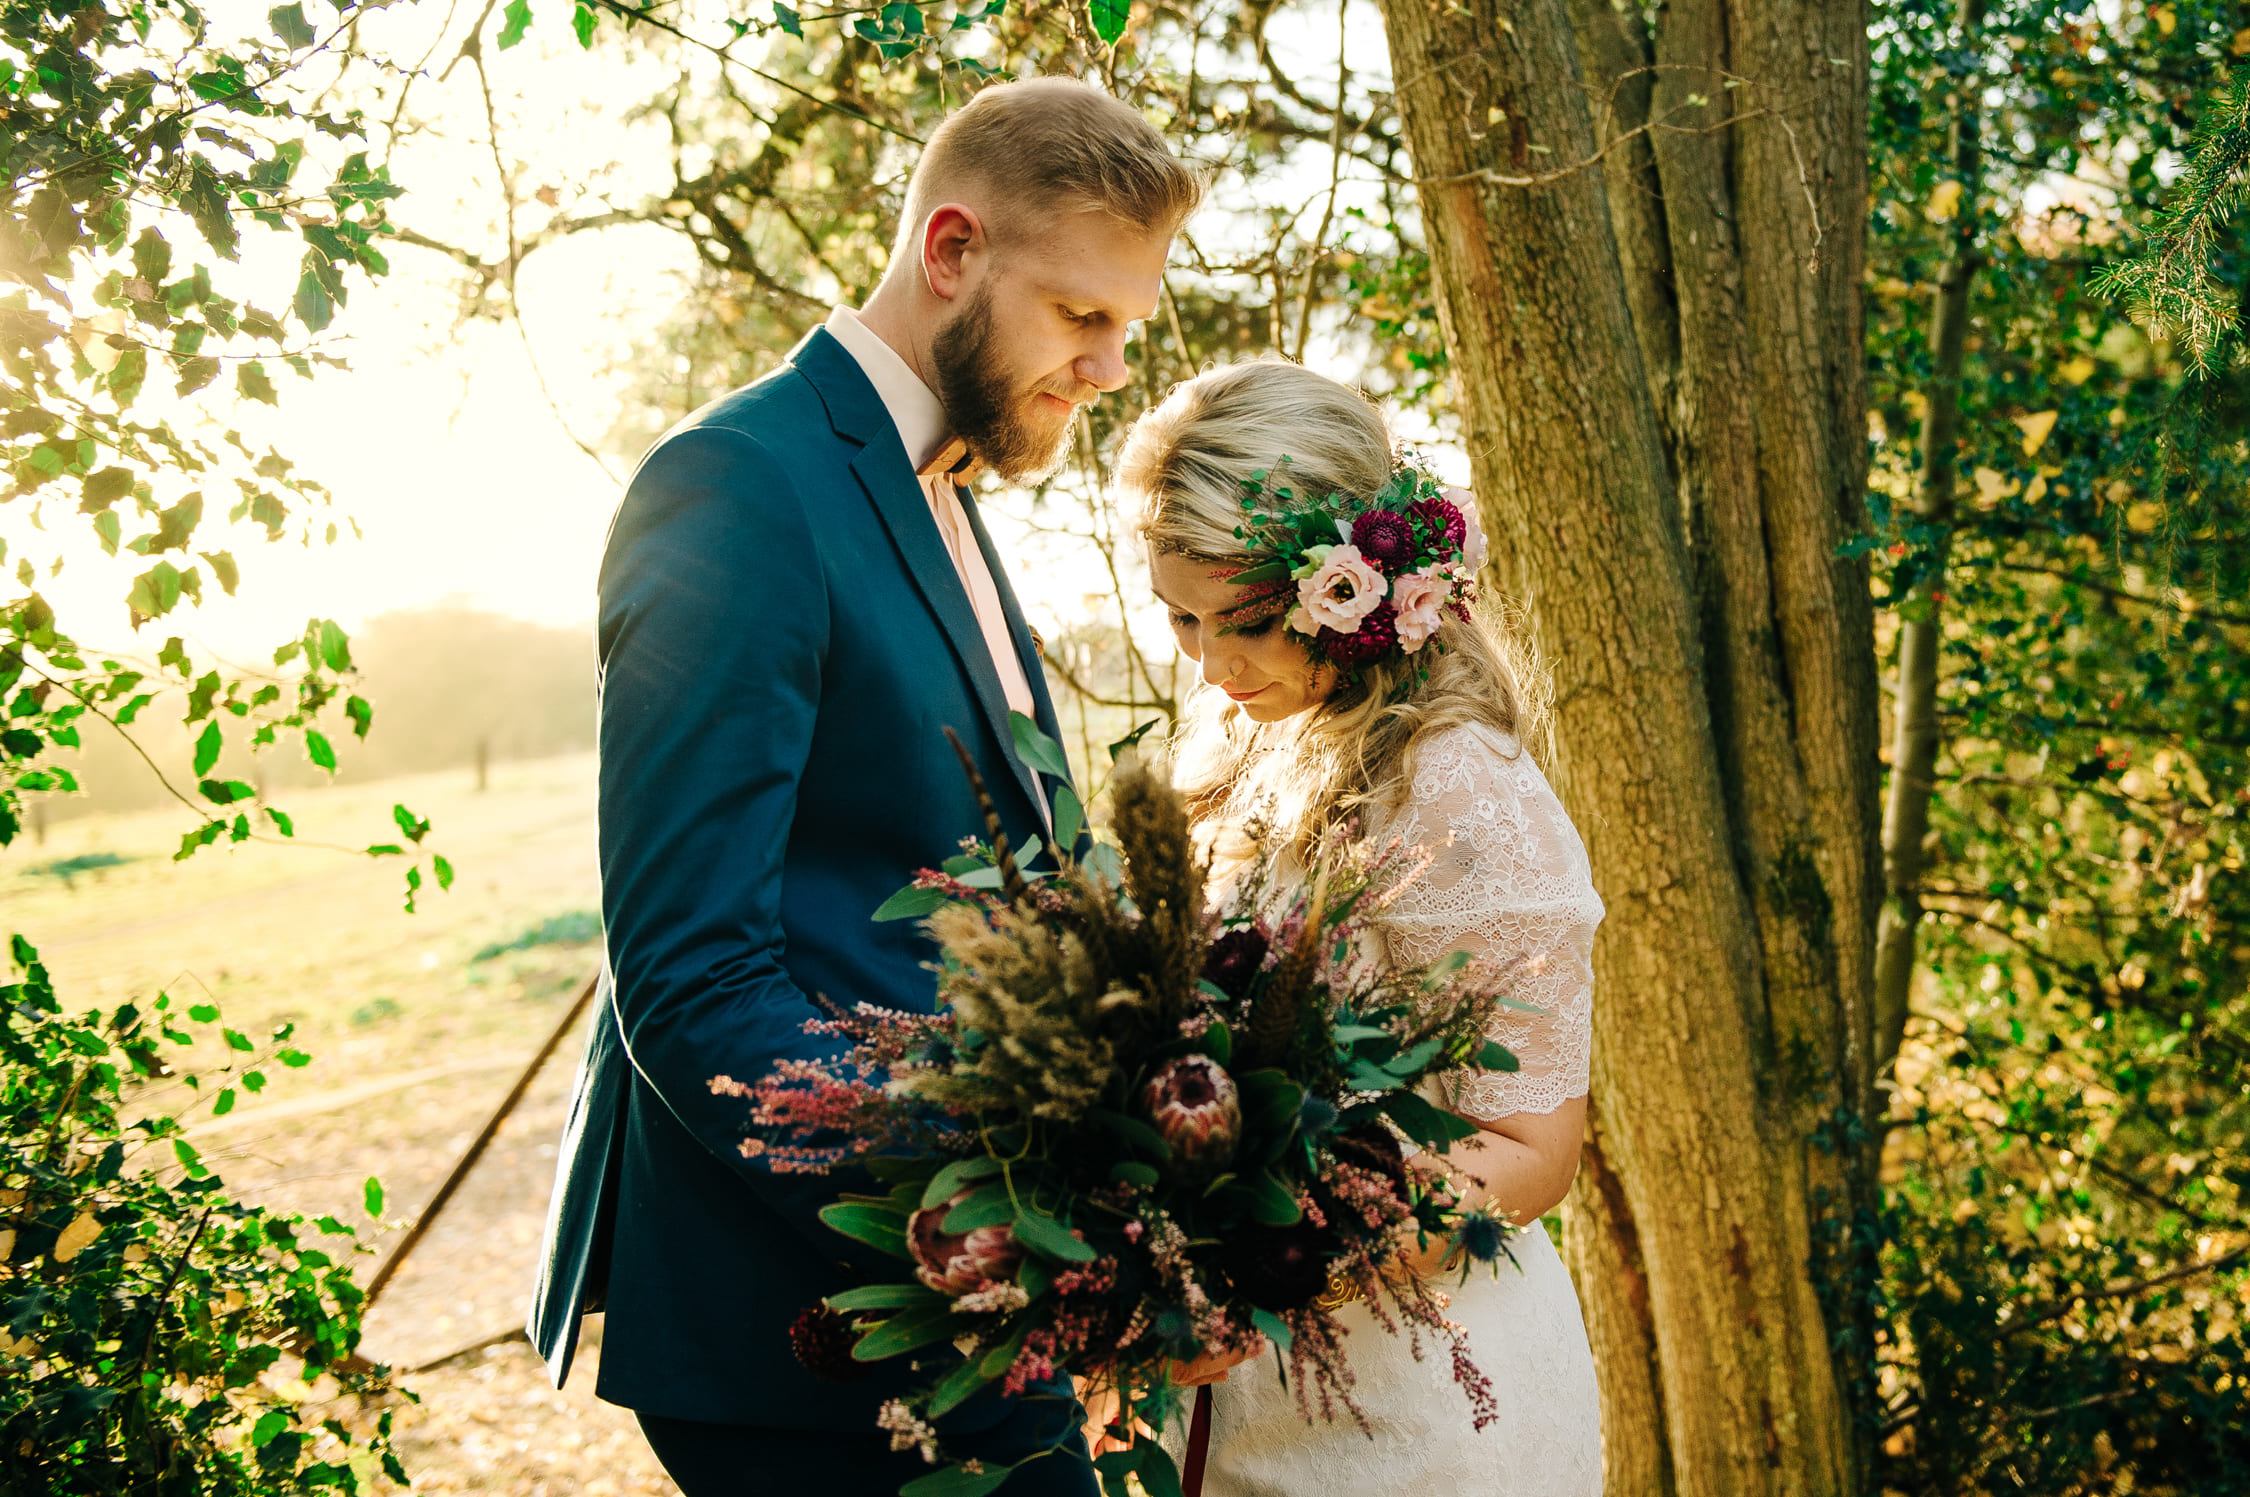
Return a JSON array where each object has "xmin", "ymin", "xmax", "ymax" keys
[
  {"xmin": 1874, "ymin": 0, "xmax": 1986, "ymax": 1075},
  {"xmin": 1375, "ymin": 0, "xmax": 1880, "ymax": 1489}
]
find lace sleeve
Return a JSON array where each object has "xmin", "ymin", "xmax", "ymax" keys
[{"xmin": 1372, "ymin": 725, "xmax": 1604, "ymax": 1119}]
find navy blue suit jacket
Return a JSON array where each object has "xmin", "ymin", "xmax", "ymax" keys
[{"xmin": 528, "ymin": 326, "xmax": 1068, "ymax": 1431}]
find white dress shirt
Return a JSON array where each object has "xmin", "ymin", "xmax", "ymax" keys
[{"xmin": 825, "ymin": 306, "xmax": 1038, "ymax": 721}]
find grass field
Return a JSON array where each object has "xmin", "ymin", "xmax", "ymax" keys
[{"xmin": 3, "ymin": 753, "xmax": 675, "ymax": 1494}]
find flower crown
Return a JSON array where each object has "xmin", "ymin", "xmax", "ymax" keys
[{"xmin": 1214, "ymin": 453, "xmax": 1487, "ymax": 676}]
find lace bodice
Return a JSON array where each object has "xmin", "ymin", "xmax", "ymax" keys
[{"xmin": 1367, "ymin": 723, "xmax": 1604, "ymax": 1119}]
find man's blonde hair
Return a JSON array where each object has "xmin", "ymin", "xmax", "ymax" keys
[{"xmin": 897, "ymin": 77, "xmax": 1204, "ymax": 259}]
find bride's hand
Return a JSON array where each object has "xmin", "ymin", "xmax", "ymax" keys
[{"xmin": 1169, "ymin": 1339, "xmax": 1261, "ymax": 1387}]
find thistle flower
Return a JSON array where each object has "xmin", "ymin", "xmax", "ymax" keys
[
  {"xmin": 1450, "ymin": 1203, "xmax": 1516, "ymax": 1268},
  {"xmin": 908, "ymin": 1188, "xmax": 1023, "ymax": 1295},
  {"xmin": 1140, "ymin": 1055, "xmax": 1240, "ymax": 1167}
]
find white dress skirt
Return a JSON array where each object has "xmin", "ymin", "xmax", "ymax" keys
[
  {"xmin": 1184, "ymin": 1226, "xmax": 1602, "ymax": 1497},
  {"xmin": 1175, "ymin": 724, "xmax": 1607, "ymax": 1495}
]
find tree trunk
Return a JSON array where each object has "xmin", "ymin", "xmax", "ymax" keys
[
  {"xmin": 1874, "ymin": 0, "xmax": 1986, "ymax": 1078},
  {"xmin": 1374, "ymin": 0, "xmax": 1879, "ymax": 1489}
]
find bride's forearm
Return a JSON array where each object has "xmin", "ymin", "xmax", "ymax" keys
[{"xmin": 1396, "ymin": 1097, "xmax": 1586, "ymax": 1277}]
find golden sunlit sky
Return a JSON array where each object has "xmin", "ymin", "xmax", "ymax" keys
[{"xmin": 51, "ymin": 0, "xmax": 1447, "ymax": 669}]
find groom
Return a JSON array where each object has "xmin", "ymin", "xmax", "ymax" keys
[{"xmin": 529, "ymin": 79, "xmax": 1204, "ymax": 1495}]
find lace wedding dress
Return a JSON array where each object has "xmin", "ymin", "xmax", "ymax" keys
[{"xmin": 1182, "ymin": 722, "xmax": 1606, "ymax": 1496}]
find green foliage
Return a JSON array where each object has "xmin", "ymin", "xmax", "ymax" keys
[
  {"xmin": 0, "ymin": 0, "xmax": 442, "ymax": 892},
  {"xmin": 470, "ymin": 909, "xmax": 603, "ymax": 964},
  {"xmin": 0, "ymin": 936, "xmax": 404, "ymax": 1493},
  {"xmin": 1868, "ymin": 3, "xmax": 2250, "ymax": 1489},
  {"xmin": 2091, "ymin": 69, "xmax": 2250, "ymax": 376}
]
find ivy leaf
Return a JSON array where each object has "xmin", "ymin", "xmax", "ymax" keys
[
  {"xmin": 194, "ymin": 721, "xmax": 222, "ymax": 777},
  {"xmin": 572, "ymin": 0, "xmax": 597, "ymax": 46},
  {"xmin": 773, "ymin": 2, "xmax": 802, "ymax": 35},
  {"xmin": 433, "ymin": 854, "xmax": 454, "ymax": 890},
  {"xmin": 305, "ymin": 730, "xmax": 336, "ymax": 772},
  {"xmin": 317, "ymin": 618, "xmax": 352, "ymax": 672},
  {"xmin": 363, "ymin": 1177, "xmax": 384, "ymax": 1217},
  {"xmin": 498, "ymin": 0, "xmax": 532, "ymax": 47}
]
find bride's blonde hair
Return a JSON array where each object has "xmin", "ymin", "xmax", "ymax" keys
[{"xmin": 1115, "ymin": 359, "xmax": 1547, "ymax": 871}]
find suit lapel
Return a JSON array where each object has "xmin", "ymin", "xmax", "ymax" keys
[
  {"xmin": 957, "ymin": 483, "xmax": 1065, "ymax": 752},
  {"xmin": 793, "ymin": 328, "xmax": 1047, "ymax": 823}
]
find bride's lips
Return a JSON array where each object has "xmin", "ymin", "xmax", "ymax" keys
[{"xmin": 1225, "ymin": 684, "xmax": 1267, "ymax": 702}]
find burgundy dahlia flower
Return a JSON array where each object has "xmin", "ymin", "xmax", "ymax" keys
[
  {"xmin": 1410, "ymin": 496, "xmax": 1467, "ymax": 555},
  {"xmin": 1202, "ymin": 926, "xmax": 1270, "ymax": 999},
  {"xmin": 788, "ymin": 1304, "xmax": 873, "ymax": 1383},
  {"xmin": 1349, "ymin": 509, "xmax": 1418, "ymax": 572},
  {"xmin": 907, "ymin": 1189, "xmax": 1022, "ymax": 1295},
  {"xmin": 1318, "ymin": 601, "xmax": 1399, "ymax": 668},
  {"xmin": 1140, "ymin": 1055, "xmax": 1241, "ymax": 1166}
]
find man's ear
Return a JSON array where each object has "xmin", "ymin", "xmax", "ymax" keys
[{"xmin": 921, "ymin": 203, "xmax": 984, "ymax": 302}]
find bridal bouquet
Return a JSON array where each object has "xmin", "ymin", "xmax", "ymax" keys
[{"xmin": 715, "ymin": 720, "xmax": 1525, "ymax": 1497}]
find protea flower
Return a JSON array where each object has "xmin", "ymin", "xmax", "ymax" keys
[
  {"xmin": 1140, "ymin": 1055, "xmax": 1241, "ymax": 1166},
  {"xmin": 907, "ymin": 1188, "xmax": 1022, "ymax": 1295}
]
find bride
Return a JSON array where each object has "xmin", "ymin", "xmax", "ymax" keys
[{"xmin": 1113, "ymin": 359, "xmax": 1605, "ymax": 1495}]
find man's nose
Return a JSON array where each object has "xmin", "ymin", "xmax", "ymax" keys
[{"xmin": 1078, "ymin": 332, "xmax": 1131, "ymax": 394}]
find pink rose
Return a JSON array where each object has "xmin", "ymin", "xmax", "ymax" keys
[
  {"xmin": 1390, "ymin": 566, "xmax": 1454, "ymax": 652},
  {"xmin": 1443, "ymin": 487, "xmax": 1489, "ymax": 571},
  {"xmin": 1292, "ymin": 544, "xmax": 1388, "ymax": 635}
]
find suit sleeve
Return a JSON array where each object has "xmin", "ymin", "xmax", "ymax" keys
[{"xmin": 595, "ymin": 424, "xmax": 862, "ymax": 1258}]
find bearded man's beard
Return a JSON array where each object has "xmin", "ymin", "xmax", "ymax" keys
[{"xmin": 931, "ymin": 285, "xmax": 1078, "ymax": 482}]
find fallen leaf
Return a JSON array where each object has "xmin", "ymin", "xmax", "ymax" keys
[{"xmin": 2015, "ymin": 409, "xmax": 2059, "ymax": 456}]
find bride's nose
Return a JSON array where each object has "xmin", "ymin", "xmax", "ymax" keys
[{"xmin": 1199, "ymin": 644, "xmax": 1244, "ymax": 689}]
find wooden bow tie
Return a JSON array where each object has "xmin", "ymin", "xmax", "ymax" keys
[{"xmin": 915, "ymin": 435, "xmax": 985, "ymax": 486}]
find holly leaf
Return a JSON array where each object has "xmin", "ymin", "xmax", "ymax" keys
[
  {"xmin": 498, "ymin": 0, "xmax": 532, "ymax": 47},
  {"xmin": 269, "ymin": 3, "xmax": 316, "ymax": 47}
]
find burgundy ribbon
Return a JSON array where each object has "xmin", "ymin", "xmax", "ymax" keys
[{"xmin": 1182, "ymin": 1383, "xmax": 1213, "ymax": 1497}]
